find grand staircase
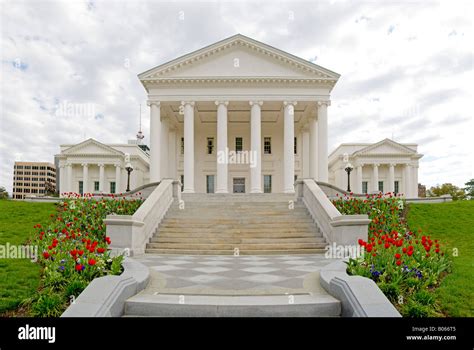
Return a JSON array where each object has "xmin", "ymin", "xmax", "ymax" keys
[{"xmin": 145, "ymin": 193, "xmax": 327, "ymax": 255}]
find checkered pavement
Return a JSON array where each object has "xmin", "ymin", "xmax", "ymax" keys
[{"xmin": 135, "ymin": 254, "xmax": 336, "ymax": 296}]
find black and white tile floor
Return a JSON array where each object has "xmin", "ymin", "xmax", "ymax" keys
[{"xmin": 135, "ymin": 254, "xmax": 337, "ymax": 296}]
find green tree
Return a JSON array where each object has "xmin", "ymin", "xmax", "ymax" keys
[
  {"xmin": 464, "ymin": 179, "xmax": 474, "ymax": 199},
  {"xmin": 0, "ymin": 187, "xmax": 8, "ymax": 199},
  {"xmin": 427, "ymin": 183, "xmax": 466, "ymax": 201}
]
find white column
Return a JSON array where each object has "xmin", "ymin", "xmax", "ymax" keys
[
  {"xmin": 250, "ymin": 101, "xmax": 262, "ymax": 193},
  {"xmin": 169, "ymin": 127, "xmax": 177, "ymax": 180},
  {"xmin": 115, "ymin": 164, "xmax": 122, "ymax": 193},
  {"xmin": 412, "ymin": 163, "xmax": 419, "ymax": 198},
  {"xmin": 66, "ymin": 163, "xmax": 73, "ymax": 193},
  {"xmin": 182, "ymin": 101, "xmax": 195, "ymax": 193},
  {"xmin": 317, "ymin": 101, "xmax": 329, "ymax": 182},
  {"xmin": 302, "ymin": 126, "xmax": 310, "ymax": 178},
  {"xmin": 160, "ymin": 116, "xmax": 169, "ymax": 179},
  {"xmin": 403, "ymin": 163, "xmax": 411, "ymax": 197},
  {"xmin": 309, "ymin": 116, "xmax": 318, "ymax": 179},
  {"xmin": 98, "ymin": 163, "xmax": 105, "ymax": 193},
  {"xmin": 283, "ymin": 101, "xmax": 296, "ymax": 193},
  {"xmin": 372, "ymin": 163, "xmax": 379, "ymax": 192},
  {"xmin": 388, "ymin": 163, "xmax": 395, "ymax": 193},
  {"xmin": 59, "ymin": 164, "xmax": 66, "ymax": 194},
  {"xmin": 148, "ymin": 101, "xmax": 161, "ymax": 182},
  {"xmin": 82, "ymin": 163, "xmax": 89, "ymax": 194},
  {"xmin": 216, "ymin": 101, "xmax": 229, "ymax": 193},
  {"xmin": 356, "ymin": 164, "xmax": 363, "ymax": 193}
]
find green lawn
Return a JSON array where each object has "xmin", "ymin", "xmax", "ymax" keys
[
  {"xmin": 407, "ymin": 200, "xmax": 474, "ymax": 317},
  {"xmin": 0, "ymin": 200, "xmax": 57, "ymax": 314}
]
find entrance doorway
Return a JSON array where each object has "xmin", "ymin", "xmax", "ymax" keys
[{"xmin": 233, "ymin": 178, "xmax": 245, "ymax": 193}]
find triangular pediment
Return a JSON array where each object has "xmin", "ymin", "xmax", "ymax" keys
[
  {"xmin": 353, "ymin": 139, "xmax": 416, "ymax": 156},
  {"xmin": 139, "ymin": 34, "xmax": 340, "ymax": 82},
  {"xmin": 62, "ymin": 139, "xmax": 124, "ymax": 156}
]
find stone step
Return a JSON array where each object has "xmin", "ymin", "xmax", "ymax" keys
[
  {"xmin": 180, "ymin": 194, "xmax": 296, "ymax": 203},
  {"xmin": 160, "ymin": 218, "xmax": 315, "ymax": 229},
  {"xmin": 155, "ymin": 231, "xmax": 321, "ymax": 238},
  {"xmin": 124, "ymin": 293, "xmax": 341, "ymax": 317},
  {"xmin": 151, "ymin": 236, "xmax": 326, "ymax": 244},
  {"xmin": 146, "ymin": 242, "xmax": 327, "ymax": 250},
  {"xmin": 144, "ymin": 248, "xmax": 327, "ymax": 255},
  {"xmin": 157, "ymin": 225, "xmax": 319, "ymax": 234},
  {"xmin": 165, "ymin": 210, "xmax": 310, "ymax": 216},
  {"xmin": 161, "ymin": 218, "xmax": 315, "ymax": 224}
]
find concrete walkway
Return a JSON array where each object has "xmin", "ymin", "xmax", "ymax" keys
[
  {"xmin": 125, "ymin": 254, "xmax": 341, "ymax": 316},
  {"xmin": 134, "ymin": 254, "xmax": 336, "ymax": 296}
]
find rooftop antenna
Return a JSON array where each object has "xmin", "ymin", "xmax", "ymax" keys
[{"xmin": 136, "ymin": 104, "xmax": 144, "ymax": 144}]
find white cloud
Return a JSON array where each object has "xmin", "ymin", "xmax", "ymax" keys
[{"xmin": 0, "ymin": 0, "xmax": 473, "ymax": 195}]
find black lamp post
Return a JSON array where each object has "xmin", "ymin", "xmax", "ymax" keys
[
  {"xmin": 125, "ymin": 163, "xmax": 134, "ymax": 192},
  {"xmin": 345, "ymin": 163, "xmax": 353, "ymax": 192}
]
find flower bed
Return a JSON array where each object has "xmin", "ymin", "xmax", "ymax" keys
[
  {"xmin": 332, "ymin": 193, "xmax": 451, "ymax": 317},
  {"xmin": 26, "ymin": 193, "xmax": 143, "ymax": 317}
]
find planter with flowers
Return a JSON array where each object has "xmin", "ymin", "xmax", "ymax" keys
[
  {"xmin": 332, "ymin": 192, "xmax": 451, "ymax": 317},
  {"xmin": 24, "ymin": 193, "xmax": 143, "ymax": 317}
]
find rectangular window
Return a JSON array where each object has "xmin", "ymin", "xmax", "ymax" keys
[
  {"xmin": 235, "ymin": 137, "xmax": 243, "ymax": 152},
  {"xmin": 207, "ymin": 137, "xmax": 214, "ymax": 155},
  {"xmin": 264, "ymin": 175, "xmax": 272, "ymax": 193},
  {"xmin": 78, "ymin": 181, "xmax": 83, "ymax": 194},
  {"xmin": 378, "ymin": 181, "xmax": 384, "ymax": 192},
  {"xmin": 264, "ymin": 137, "xmax": 272, "ymax": 154},
  {"xmin": 394, "ymin": 181, "xmax": 399, "ymax": 194},
  {"xmin": 181, "ymin": 137, "xmax": 184, "ymax": 155},
  {"xmin": 110, "ymin": 182, "xmax": 116, "ymax": 194},
  {"xmin": 180, "ymin": 175, "xmax": 184, "ymax": 192},
  {"xmin": 206, "ymin": 175, "xmax": 215, "ymax": 193},
  {"xmin": 94, "ymin": 181, "xmax": 99, "ymax": 192},
  {"xmin": 294, "ymin": 137, "xmax": 297, "ymax": 154},
  {"xmin": 294, "ymin": 174, "xmax": 298, "ymax": 183},
  {"xmin": 362, "ymin": 181, "xmax": 368, "ymax": 194}
]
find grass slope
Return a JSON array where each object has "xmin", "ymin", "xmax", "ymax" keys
[
  {"xmin": 407, "ymin": 200, "xmax": 474, "ymax": 317},
  {"xmin": 0, "ymin": 200, "xmax": 57, "ymax": 314}
]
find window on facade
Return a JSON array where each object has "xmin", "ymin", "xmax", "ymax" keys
[
  {"xmin": 32, "ymin": 189, "xmax": 38, "ymax": 194},
  {"xmin": 110, "ymin": 182, "xmax": 116, "ymax": 194},
  {"xmin": 294, "ymin": 137, "xmax": 297, "ymax": 154},
  {"xmin": 94, "ymin": 181, "xmax": 99, "ymax": 192},
  {"xmin": 207, "ymin": 137, "xmax": 214, "ymax": 155},
  {"xmin": 264, "ymin": 175, "xmax": 272, "ymax": 193},
  {"xmin": 25, "ymin": 166, "xmax": 31, "ymax": 169},
  {"xmin": 362, "ymin": 181, "xmax": 368, "ymax": 194},
  {"xmin": 180, "ymin": 175, "xmax": 184, "ymax": 192},
  {"xmin": 394, "ymin": 181, "xmax": 399, "ymax": 194},
  {"xmin": 294, "ymin": 174, "xmax": 298, "ymax": 182},
  {"xmin": 24, "ymin": 188, "xmax": 30, "ymax": 193},
  {"xmin": 32, "ymin": 166, "xmax": 38, "ymax": 170},
  {"xmin": 40, "ymin": 166, "xmax": 46, "ymax": 170},
  {"xmin": 378, "ymin": 181, "xmax": 384, "ymax": 192},
  {"xmin": 264, "ymin": 137, "xmax": 272, "ymax": 154},
  {"xmin": 181, "ymin": 137, "xmax": 184, "ymax": 154},
  {"xmin": 79, "ymin": 181, "xmax": 83, "ymax": 195},
  {"xmin": 206, "ymin": 175, "xmax": 215, "ymax": 193},
  {"xmin": 235, "ymin": 137, "xmax": 243, "ymax": 152}
]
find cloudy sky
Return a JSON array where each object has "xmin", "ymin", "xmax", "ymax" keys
[{"xmin": 1, "ymin": 0, "xmax": 472, "ymax": 194}]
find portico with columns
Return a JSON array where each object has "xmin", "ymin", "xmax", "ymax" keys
[
  {"xmin": 328, "ymin": 138, "xmax": 423, "ymax": 198},
  {"xmin": 139, "ymin": 34, "xmax": 339, "ymax": 194},
  {"xmin": 57, "ymin": 138, "xmax": 150, "ymax": 194}
]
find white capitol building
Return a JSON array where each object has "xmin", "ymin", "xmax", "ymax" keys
[{"xmin": 56, "ymin": 34, "xmax": 422, "ymax": 197}]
